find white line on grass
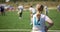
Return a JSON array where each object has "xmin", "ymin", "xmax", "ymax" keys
[
  {"xmin": 48, "ymin": 8, "xmax": 57, "ymax": 9},
  {"xmin": 0, "ymin": 29, "xmax": 60, "ymax": 32},
  {"xmin": 0, "ymin": 29, "xmax": 30, "ymax": 31}
]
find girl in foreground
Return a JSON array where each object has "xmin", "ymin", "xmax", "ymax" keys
[{"xmin": 31, "ymin": 4, "xmax": 54, "ymax": 32}]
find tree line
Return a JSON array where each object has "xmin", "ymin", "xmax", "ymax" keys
[{"xmin": 0, "ymin": 0, "xmax": 60, "ymax": 3}]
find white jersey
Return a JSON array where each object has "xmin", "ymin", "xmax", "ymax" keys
[
  {"xmin": 18, "ymin": 5, "xmax": 23, "ymax": 12},
  {"xmin": 29, "ymin": 7, "xmax": 36, "ymax": 15},
  {"xmin": 32, "ymin": 14, "xmax": 50, "ymax": 32}
]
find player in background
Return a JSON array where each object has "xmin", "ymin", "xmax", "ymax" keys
[
  {"xmin": 57, "ymin": 4, "xmax": 60, "ymax": 12},
  {"xmin": 31, "ymin": 4, "xmax": 54, "ymax": 32},
  {"xmin": 18, "ymin": 4, "xmax": 24, "ymax": 19},
  {"xmin": 44, "ymin": 5, "xmax": 48, "ymax": 15},
  {"xmin": 0, "ymin": 5, "xmax": 5, "ymax": 16},
  {"xmin": 29, "ymin": 5, "xmax": 36, "ymax": 25}
]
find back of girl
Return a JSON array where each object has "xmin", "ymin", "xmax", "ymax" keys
[{"xmin": 31, "ymin": 4, "xmax": 54, "ymax": 32}]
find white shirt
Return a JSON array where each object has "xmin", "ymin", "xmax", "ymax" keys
[
  {"xmin": 18, "ymin": 5, "xmax": 23, "ymax": 12},
  {"xmin": 44, "ymin": 6, "xmax": 48, "ymax": 12},
  {"xmin": 29, "ymin": 7, "xmax": 36, "ymax": 14},
  {"xmin": 44, "ymin": 6, "xmax": 48, "ymax": 15},
  {"xmin": 18, "ymin": 5, "xmax": 23, "ymax": 9},
  {"xmin": 4, "ymin": 6, "xmax": 8, "ymax": 9},
  {"xmin": 32, "ymin": 14, "xmax": 50, "ymax": 31},
  {"xmin": 57, "ymin": 5, "xmax": 60, "ymax": 9}
]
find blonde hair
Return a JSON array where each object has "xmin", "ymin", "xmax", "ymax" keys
[
  {"xmin": 36, "ymin": 4, "xmax": 44, "ymax": 13},
  {"xmin": 36, "ymin": 4, "xmax": 44, "ymax": 20}
]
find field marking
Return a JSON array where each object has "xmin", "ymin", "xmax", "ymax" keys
[
  {"xmin": 48, "ymin": 8, "xmax": 57, "ymax": 9},
  {"xmin": 0, "ymin": 29, "xmax": 60, "ymax": 31}
]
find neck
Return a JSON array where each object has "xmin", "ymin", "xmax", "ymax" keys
[
  {"xmin": 36, "ymin": 11, "xmax": 41, "ymax": 20},
  {"xmin": 36, "ymin": 11, "xmax": 41, "ymax": 14}
]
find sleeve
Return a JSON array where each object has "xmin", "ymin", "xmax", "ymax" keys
[{"xmin": 45, "ymin": 15, "xmax": 50, "ymax": 21}]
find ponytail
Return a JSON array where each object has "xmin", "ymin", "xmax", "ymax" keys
[{"xmin": 38, "ymin": 5, "xmax": 44, "ymax": 13}]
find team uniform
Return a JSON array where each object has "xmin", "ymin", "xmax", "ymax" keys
[
  {"xmin": 32, "ymin": 14, "xmax": 50, "ymax": 32},
  {"xmin": 29, "ymin": 7, "xmax": 36, "ymax": 25},
  {"xmin": 18, "ymin": 5, "xmax": 23, "ymax": 18},
  {"xmin": 44, "ymin": 6, "xmax": 48, "ymax": 15}
]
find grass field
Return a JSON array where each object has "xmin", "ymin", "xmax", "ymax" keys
[{"xmin": 0, "ymin": 9, "xmax": 60, "ymax": 32}]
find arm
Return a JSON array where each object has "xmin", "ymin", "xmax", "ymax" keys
[
  {"xmin": 45, "ymin": 16, "xmax": 54, "ymax": 30},
  {"xmin": 46, "ymin": 18, "xmax": 54, "ymax": 29},
  {"xmin": 29, "ymin": 8, "xmax": 33, "ymax": 18},
  {"xmin": 30, "ymin": 11, "xmax": 33, "ymax": 17}
]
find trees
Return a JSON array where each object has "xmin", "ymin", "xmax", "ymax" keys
[
  {"xmin": 0, "ymin": 0, "xmax": 60, "ymax": 3},
  {"xmin": 0, "ymin": 0, "xmax": 5, "ymax": 3}
]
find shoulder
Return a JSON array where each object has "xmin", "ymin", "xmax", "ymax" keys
[
  {"xmin": 41, "ymin": 14, "xmax": 45, "ymax": 17},
  {"xmin": 29, "ymin": 7, "xmax": 33, "ymax": 10},
  {"xmin": 41, "ymin": 14, "xmax": 49, "ymax": 19},
  {"xmin": 41, "ymin": 14, "xmax": 49, "ymax": 17}
]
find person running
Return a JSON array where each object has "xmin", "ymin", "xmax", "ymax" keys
[
  {"xmin": 31, "ymin": 4, "xmax": 54, "ymax": 32},
  {"xmin": 18, "ymin": 4, "xmax": 24, "ymax": 19},
  {"xmin": 29, "ymin": 5, "xmax": 36, "ymax": 25}
]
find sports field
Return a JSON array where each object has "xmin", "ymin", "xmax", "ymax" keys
[{"xmin": 0, "ymin": 8, "xmax": 60, "ymax": 32}]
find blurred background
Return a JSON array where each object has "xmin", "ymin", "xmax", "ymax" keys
[{"xmin": 0, "ymin": 0, "xmax": 60, "ymax": 32}]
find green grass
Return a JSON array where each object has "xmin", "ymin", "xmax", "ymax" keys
[
  {"xmin": 0, "ymin": 10, "xmax": 31, "ymax": 29},
  {"xmin": 48, "ymin": 9, "xmax": 60, "ymax": 30},
  {"xmin": 0, "ymin": 9, "xmax": 60, "ymax": 32},
  {"xmin": 0, "ymin": 31, "xmax": 29, "ymax": 32}
]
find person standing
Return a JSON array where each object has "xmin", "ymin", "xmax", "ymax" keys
[
  {"xmin": 31, "ymin": 4, "xmax": 54, "ymax": 32},
  {"xmin": 57, "ymin": 5, "xmax": 60, "ymax": 12},
  {"xmin": 44, "ymin": 5, "xmax": 48, "ymax": 15},
  {"xmin": 0, "ymin": 5, "xmax": 5, "ymax": 16}
]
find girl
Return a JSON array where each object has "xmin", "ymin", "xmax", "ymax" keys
[
  {"xmin": 18, "ymin": 4, "xmax": 24, "ymax": 19},
  {"xmin": 29, "ymin": 6, "xmax": 36, "ymax": 25},
  {"xmin": 31, "ymin": 4, "xmax": 54, "ymax": 32}
]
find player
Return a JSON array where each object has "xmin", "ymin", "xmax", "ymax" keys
[
  {"xmin": 44, "ymin": 5, "xmax": 48, "ymax": 15},
  {"xmin": 29, "ymin": 5, "xmax": 36, "ymax": 25},
  {"xmin": 31, "ymin": 4, "xmax": 54, "ymax": 32},
  {"xmin": 18, "ymin": 4, "xmax": 24, "ymax": 19},
  {"xmin": 0, "ymin": 5, "xmax": 5, "ymax": 16},
  {"xmin": 57, "ymin": 5, "xmax": 60, "ymax": 12}
]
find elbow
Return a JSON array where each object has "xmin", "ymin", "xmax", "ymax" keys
[
  {"xmin": 49, "ymin": 22, "xmax": 54, "ymax": 26},
  {"xmin": 52, "ymin": 23, "xmax": 54, "ymax": 26}
]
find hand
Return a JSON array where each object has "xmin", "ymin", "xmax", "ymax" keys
[{"xmin": 45, "ymin": 26, "xmax": 48, "ymax": 32}]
